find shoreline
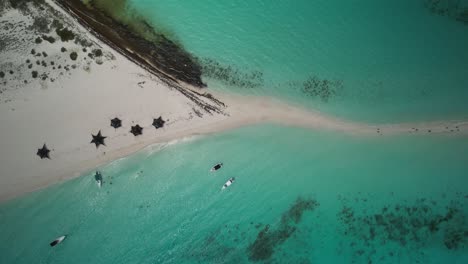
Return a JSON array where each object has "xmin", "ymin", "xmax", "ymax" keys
[
  {"xmin": 1, "ymin": 1, "xmax": 468, "ymax": 203},
  {"xmin": 2, "ymin": 87, "xmax": 468, "ymax": 203}
]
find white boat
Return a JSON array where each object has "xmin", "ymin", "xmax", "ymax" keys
[
  {"xmin": 50, "ymin": 235, "xmax": 67, "ymax": 247},
  {"xmin": 222, "ymin": 177, "xmax": 235, "ymax": 190},
  {"xmin": 96, "ymin": 180, "xmax": 102, "ymax": 188},
  {"xmin": 210, "ymin": 163, "xmax": 223, "ymax": 172}
]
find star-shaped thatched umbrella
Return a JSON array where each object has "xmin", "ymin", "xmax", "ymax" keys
[
  {"xmin": 91, "ymin": 130, "xmax": 106, "ymax": 148},
  {"xmin": 130, "ymin": 125, "xmax": 143, "ymax": 136},
  {"xmin": 152, "ymin": 116, "xmax": 165, "ymax": 129},
  {"xmin": 110, "ymin": 117, "xmax": 122, "ymax": 129},
  {"xmin": 37, "ymin": 144, "xmax": 51, "ymax": 159}
]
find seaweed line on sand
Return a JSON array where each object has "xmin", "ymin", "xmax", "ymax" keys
[{"xmin": 51, "ymin": 0, "xmax": 226, "ymax": 116}]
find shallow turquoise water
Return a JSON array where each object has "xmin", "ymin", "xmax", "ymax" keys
[
  {"xmin": 126, "ymin": 0, "xmax": 468, "ymax": 123},
  {"xmin": 1, "ymin": 125, "xmax": 468, "ymax": 263}
]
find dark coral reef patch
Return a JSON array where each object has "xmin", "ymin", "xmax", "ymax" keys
[
  {"xmin": 424, "ymin": 0, "xmax": 468, "ymax": 25},
  {"xmin": 337, "ymin": 193, "xmax": 468, "ymax": 263},
  {"xmin": 247, "ymin": 197, "xmax": 319, "ymax": 262},
  {"xmin": 301, "ymin": 76, "xmax": 343, "ymax": 102},
  {"xmin": 198, "ymin": 58, "xmax": 264, "ymax": 89}
]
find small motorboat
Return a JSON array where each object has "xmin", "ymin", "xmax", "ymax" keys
[
  {"xmin": 50, "ymin": 235, "xmax": 67, "ymax": 247},
  {"xmin": 94, "ymin": 171, "xmax": 103, "ymax": 188},
  {"xmin": 210, "ymin": 163, "xmax": 223, "ymax": 172},
  {"xmin": 222, "ymin": 177, "xmax": 235, "ymax": 190}
]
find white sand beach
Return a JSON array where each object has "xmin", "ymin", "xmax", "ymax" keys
[{"xmin": 1, "ymin": 1, "xmax": 467, "ymax": 202}]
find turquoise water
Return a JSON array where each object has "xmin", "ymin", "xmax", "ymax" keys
[
  {"xmin": 125, "ymin": 0, "xmax": 468, "ymax": 122},
  {"xmin": 2, "ymin": 125, "xmax": 468, "ymax": 263}
]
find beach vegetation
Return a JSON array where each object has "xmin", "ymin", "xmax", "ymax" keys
[
  {"xmin": 74, "ymin": 35, "xmax": 93, "ymax": 47},
  {"xmin": 31, "ymin": 16, "xmax": 50, "ymax": 33},
  {"xmin": 56, "ymin": 27, "xmax": 75, "ymax": 42},
  {"xmin": 7, "ymin": 0, "xmax": 46, "ymax": 15},
  {"xmin": 70, "ymin": 52, "xmax": 78, "ymax": 61},
  {"xmin": 50, "ymin": 19, "xmax": 63, "ymax": 30},
  {"xmin": 92, "ymin": 48, "xmax": 103, "ymax": 57},
  {"xmin": 42, "ymin": 35, "xmax": 55, "ymax": 43}
]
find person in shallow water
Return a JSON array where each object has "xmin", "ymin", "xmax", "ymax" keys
[
  {"xmin": 94, "ymin": 171, "xmax": 103, "ymax": 188},
  {"xmin": 211, "ymin": 163, "xmax": 223, "ymax": 172}
]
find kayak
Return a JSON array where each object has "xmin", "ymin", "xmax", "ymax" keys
[
  {"xmin": 210, "ymin": 163, "xmax": 223, "ymax": 172},
  {"xmin": 50, "ymin": 235, "xmax": 67, "ymax": 247}
]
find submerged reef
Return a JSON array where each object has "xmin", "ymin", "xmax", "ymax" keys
[
  {"xmin": 247, "ymin": 197, "xmax": 319, "ymax": 262},
  {"xmin": 301, "ymin": 76, "xmax": 343, "ymax": 102},
  {"xmin": 337, "ymin": 193, "xmax": 468, "ymax": 263},
  {"xmin": 198, "ymin": 58, "xmax": 264, "ymax": 89},
  {"xmin": 183, "ymin": 197, "xmax": 319, "ymax": 263},
  {"xmin": 424, "ymin": 0, "xmax": 468, "ymax": 25}
]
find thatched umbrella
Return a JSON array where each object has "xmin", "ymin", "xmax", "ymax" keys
[
  {"xmin": 37, "ymin": 144, "xmax": 51, "ymax": 159},
  {"xmin": 90, "ymin": 130, "xmax": 106, "ymax": 148},
  {"xmin": 110, "ymin": 117, "xmax": 122, "ymax": 129},
  {"xmin": 130, "ymin": 125, "xmax": 143, "ymax": 136},
  {"xmin": 152, "ymin": 116, "xmax": 165, "ymax": 129}
]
